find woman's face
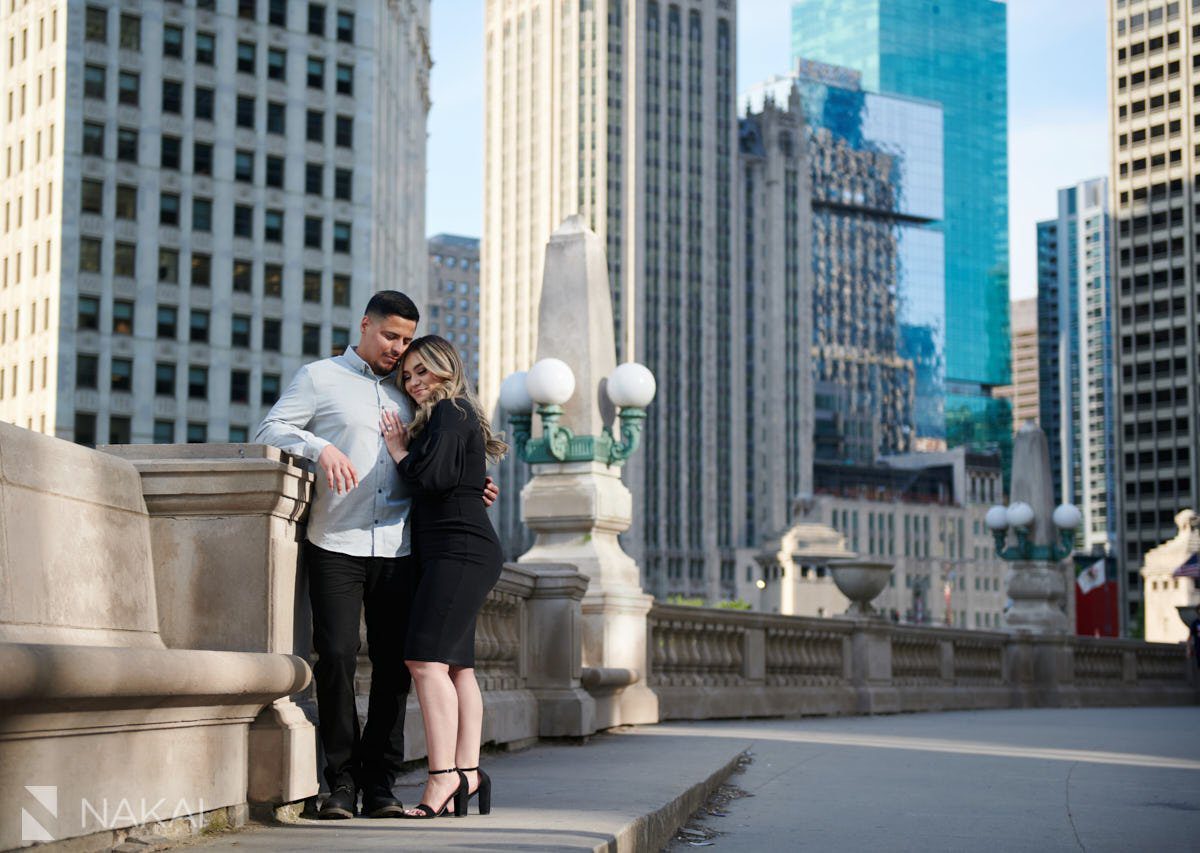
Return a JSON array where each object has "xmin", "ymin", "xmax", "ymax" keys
[{"xmin": 402, "ymin": 351, "xmax": 443, "ymax": 404}]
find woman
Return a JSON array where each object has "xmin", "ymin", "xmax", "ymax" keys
[{"xmin": 380, "ymin": 335, "xmax": 507, "ymax": 819}]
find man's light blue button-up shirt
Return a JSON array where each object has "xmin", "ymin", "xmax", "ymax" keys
[{"xmin": 254, "ymin": 348, "xmax": 413, "ymax": 558}]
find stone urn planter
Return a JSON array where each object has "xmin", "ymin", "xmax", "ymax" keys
[
  {"xmin": 830, "ymin": 559, "xmax": 894, "ymax": 617},
  {"xmin": 1176, "ymin": 604, "xmax": 1199, "ymax": 628}
]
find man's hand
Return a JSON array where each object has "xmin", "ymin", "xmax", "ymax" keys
[
  {"xmin": 482, "ymin": 476, "xmax": 499, "ymax": 507},
  {"xmin": 318, "ymin": 444, "xmax": 359, "ymax": 495}
]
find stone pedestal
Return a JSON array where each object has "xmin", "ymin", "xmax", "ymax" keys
[
  {"xmin": 523, "ymin": 564, "xmax": 596, "ymax": 737},
  {"xmin": 519, "ymin": 461, "xmax": 659, "ymax": 729},
  {"xmin": 849, "ymin": 621, "xmax": 900, "ymax": 714},
  {"xmin": 102, "ymin": 443, "xmax": 319, "ymax": 805},
  {"xmin": 1006, "ymin": 561, "xmax": 1069, "ymax": 634}
]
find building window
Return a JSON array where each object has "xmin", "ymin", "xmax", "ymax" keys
[
  {"xmin": 158, "ymin": 248, "xmax": 179, "ymax": 283},
  {"xmin": 232, "ymin": 259, "xmax": 252, "ymax": 293},
  {"xmin": 331, "ymin": 327, "xmax": 349, "ymax": 355},
  {"xmin": 238, "ymin": 0, "xmax": 257, "ymax": 21},
  {"xmin": 110, "ymin": 359, "xmax": 132, "ymax": 392},
  {"xmin": 305, "ymin": 163, "xmax": 323, "ymax": 195},
  {"xmin": 269, "ymin": 0, "xmax": 287, "ymax": 27},
  {"xmin": 334, "ymin": 168, "xmax": 352, "ymax": 200},
  {"xmin": 85, "ymin": 6, "xmax": 107, "ymax": 43},
  {"xmin": 264, "ymin": 209, "xmax": 283, "ymax": 243},
  {"xmin": 112, "ymin": 300, "xmax": 134, "ymax": 335},
  {"xmin": 237, "ymin": 96, "xmax": 255, "ymax": 129},
  {"xmin": 308, "ymin": 3, "xmax": 325, "ymax": 36},
  {"xmin": 307, "ymin": 57, "xmax": 324, "ymax": 89},
  {"xmin": 163, "ymin": 25, "xmax": 183, "ymax": 58},
  {"xmin": 332, "ymin": 222, "xmax": 350, "ymax": 253},
  {"xmin": 267, "ymin": 48, "xmax": 286, "ymax": 80},
  {"xmin": 230, "ymin": 370, "xmax": 250, "ymax": 403},
  {"xmin": 76, "ymin": 354, "xmax": 99, "ymax": 389},
  {"xmin": 80, "ymin": 238, "xmax": 103, "ymax": 273},
  {"xmin": 263, "ymin": 318, "xmax": 281, "ymax": 351},
  {"xmin": 229, "ymin": 426, "xmax": 249, "ymax": 442},
  {"xmin": 113, "ymin": 242, "xmax": 135, "ymax": 277},
  {"xmin": 191, "ymin": 253, "xmax": 211, "ymax": 287},
  {"xmin": 264, "ymin": 264, "xmax": 283, "ymax": 298},
  {"xmin": 233, "ymin": 205, "xmax": 253, "ymax": 238},
  {"xmin": 335, "ymin": 115, "xmax": 352, "ymax": 147},
  {"xmin": 196, "ymin": 32, "xmax": 215, "ymax": 65},
  {"xmin": 265, "ymin": 156, "xmax": 284, "ymax": 188},
  {"xmin": 156, "ymin": 305, "xmax": 177, "ymax": 339},
  {"xmin": 306, "ymin": 109, "xmax": 323, "ymax": 143},
  {"xmin": 262, "ymin": 373, "xmax": 281, "ymax": 405},
  {"xmin": 160, "ymin": 193, "xmax": 180, "ymax": 226},
  {"xmin": 115, "ymin": 185, "xmax": 136, "ymax": 219},
  {"xmin": 304, "ymin": 217, "xmax": 322, "ymax": 249},
  {"xmin": 161, "ymin": 134, "xmax": 181, "ymax": 169},
  {"xmin": 332, "ymin": 274, "xmax": 350, "ymax": 306},
  {"xmin": 192, "ymin": 197, "xmax": 213, "ymax": 232},
  {"xmin": 303, "ymin": 270, "xmax": 322, "ymax": 302},
  {"xmin": 154, "ymin": 420, "xmax": 175, "ymax": 443},
  {"xmin": 84, "ymin": 65, "xmax": 106, "ymax": 99},
  {"xmin": 116, "ymin": 128, "xmax": 138, "ymax": 162},
  {"xmin": 195, "ymin": 86, "xmax": 214, "ymax": 120},
  {"xmin": 232, "ymin": 315, "xmax": 252, "ymax": 349},
  {"xmin": 193, "ymin": 141, "xmax": 213, "ymax": 176},
  {"xmin": 336, "ymin": 10, "xmax": 353, "ymax": 42},
  {"xmin": 119, "ymin": 14, "xmax": 140, "ymax": 51},
  {"xmin": 117, "ymin": 71, "xmax": 139, "ymax": 106},
  {"xmin": 75, "ymin": 412, "xmax": 98, "ymax": 448},
  {"xmin": 81, "ymin": 179, "xmax": 103, "ymax": 214},
  {"xmin": 237, "ymin": 41, "xmax": 256, "ymax": 74},
  {"xmin": 235, "ymin": 150, "xmax": 254, "ymax": 183},
  {"xmin": 187, "ymin": 364, "xmax": 206, "ymax": 395},
  {"xmin": 83, "ymin": 121, "xmax": 105, "ymax": 156},
  {"xmin": 302, "ymin": 324, "xmax": 321, "ymax": 356},
  {"xmin": 267, "ymin": 101, "xmax": 285, "ymax": 134},
  {"xmin": 78, "ymin": 295, "xmax": 100, "ymax": 330},
  {"xmin": 186, "ymin": 422, "xmax": 207, "ymax": 443},
  {"xmin": 190, "ymin": 311, "xmax": 210, "ymax": 344},
  {"xmin": 162, "ymin": 79, "xmax": 182, "ymax": 113},
  {"xmin": 155, "ymin": 362, "xmax": 175, "ymax": 396},
  {"xmin": 336, "ymin": 64, "xmax": 353, "ymax": 96}
]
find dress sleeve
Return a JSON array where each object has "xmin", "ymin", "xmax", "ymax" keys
[{"xmin": 396, "ymin": 400, "xmax": 468, "ymax": 493}]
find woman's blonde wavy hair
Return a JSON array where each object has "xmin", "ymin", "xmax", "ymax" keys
[{"xmin": 400, "ymin": 335, "xmax": 508, "ymax": 462}]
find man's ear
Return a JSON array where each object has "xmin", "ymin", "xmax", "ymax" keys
[{"xmin": 360, "ymin": 314, "xmax": 372, "ymax": 335}]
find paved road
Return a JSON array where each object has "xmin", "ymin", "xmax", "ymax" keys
[
  {"xmin": 669, "ymin": 707, "xmax": 1200, "ymax": 852},
  {"xmin": 192, "ymin": 707, "xmax": 1200, "ymax": 852}
]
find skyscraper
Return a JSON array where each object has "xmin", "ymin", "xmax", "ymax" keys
[
  {"xmin": 426, "ymin": 235, "xmax": 480, "ymax": 386},
  {"xmin": 1036, "ymin": 218, "xmax": 1063, "ymax": 499},
  {"xmin": 1002, "ymin": 297, "xmax": 1039, "ymax": 430},
  {"xmin": 790, "ymin": 0, "xmax": 1010, "ymax": 455},
  {"xmin": 743, "ymin": 59, "xmax": 945, "ymax": 457},
  {"xmin": 1108, "ymin": 1, "xmax": 1198, "ymax": 633},
  {"xmin": 481, "ymin": 1, "xmax": 738, "ymax": 597},
  {"xmin": 0, "ymin": 1, "xmax": 430, "ymax": 444}
]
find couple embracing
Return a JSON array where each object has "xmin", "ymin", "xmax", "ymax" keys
[{"xmin": 255, "ymin": 291, "xmax": 506, "ymax": 820}]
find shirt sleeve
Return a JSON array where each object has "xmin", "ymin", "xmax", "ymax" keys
[
  {"xmin": 396, "ymin": 400, "xmax": 468, "ymax": 493},
  {"xmin": 253, "ymin": 366, "xmax": 331, "ymax": 462}
]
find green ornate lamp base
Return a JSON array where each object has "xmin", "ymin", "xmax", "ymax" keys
[{"xmin": 510, "ymin": 406, "xmax": 646, "ymax": 467}]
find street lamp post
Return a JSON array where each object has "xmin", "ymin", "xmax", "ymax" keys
[{"xmin": 987, "ymin": 421, "xmax": 1081, "ymax": 634}]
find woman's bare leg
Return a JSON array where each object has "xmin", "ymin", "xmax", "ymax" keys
[
  {"xmin": 405, "ymin": 660, "xmax": 460, "ymax": 813},
  {"xmin": 450, "ymin": 666, "xmax": 483, "ymax": 792}
]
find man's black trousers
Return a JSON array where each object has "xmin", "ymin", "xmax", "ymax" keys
[{"xmin": 305, "ymin": 541, "xmax": 417, "ymax": 793}]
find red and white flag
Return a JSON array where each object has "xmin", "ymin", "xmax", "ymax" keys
[{"xmin": 1076, "ymin": 557, "xmax": 1106, "ymax": 595}]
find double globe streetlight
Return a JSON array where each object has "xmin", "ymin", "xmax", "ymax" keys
[
  {"xmin": 985, "ymin": 500, "xmax": 1082, "ymax": 563},
  {"xmin": 499, "ymin": 359, "xmax": 657, "ymax": 466}
]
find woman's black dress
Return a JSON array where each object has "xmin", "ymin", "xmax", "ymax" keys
[{"xmin": 397, "ymin": 397, "xmax": 502, "ymax": 667}]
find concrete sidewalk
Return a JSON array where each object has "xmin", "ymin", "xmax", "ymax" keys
[{"xmin": 193, "ymin": 707, "xmax": 1200, "ymax": 852}]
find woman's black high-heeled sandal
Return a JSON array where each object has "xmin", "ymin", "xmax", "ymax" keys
[
  {"xmin": 459, "ymin": 766, "xmax": 491, "ymax": 815},
  {"xmin": 404, "ymin": 768, "xmax": 468, "ymax": 819}
]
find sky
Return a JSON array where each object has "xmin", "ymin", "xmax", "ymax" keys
[{"xmin": 425, "ymin": 1, "xmax": 1109, "ymax": 303}]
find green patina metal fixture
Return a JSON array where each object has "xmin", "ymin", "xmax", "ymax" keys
[
  {"xmin": 500, "ymin": 359, "xmax": 655, "ymax": 468},
  {"xmin": 985, "ymin": 501, "xmax": 1081, "ymax": 563}
]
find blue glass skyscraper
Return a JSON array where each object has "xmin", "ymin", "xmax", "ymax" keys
[{"xmin": 791, "ymin": 0, "xmax": 1010, "ymax": 453}]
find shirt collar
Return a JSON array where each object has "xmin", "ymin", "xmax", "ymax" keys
[{"xmin": 343, "ymin": 347, "xmax": 393, "ymax": 382}]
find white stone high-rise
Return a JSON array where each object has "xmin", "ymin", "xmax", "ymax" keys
[
  {"xmin": 481, "ymin": 0, "xmax": 738, "ymax": 596},
  {"xmin": 0, "ymin": 0, "xmax": 429, "ymax": 444}
]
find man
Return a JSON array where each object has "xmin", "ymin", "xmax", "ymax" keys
[{"xmin": 255, "ymin": 291, "xmax": 496, "ymax": 819}]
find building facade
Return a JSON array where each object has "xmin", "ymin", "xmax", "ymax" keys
[
  {"xmin": 481, "ymin": 0, "xmax": 739, "ymax": 596},
  {"xmin": 1107, "ymin": 0, "xmax": 1198, "ymax": 633},
  {"xmin": 744, "ymin": 60, "xmax": 944, "ymax": 460},
  {"xmin": 1035, "ymin": 218, "xmax": 1064, "ymax": 500},
  {"xmin": 0, "ymin": 0, "xmax": 430, "ymax": 444},
  {"xmin": 790, "ymin": 0, "xmax": 1011, "ymax": 455},
  {"xmin": 426, "ymin": 234, "xmax": 480, "ymax": 386},
  {"xmin": 1002, "ymin": 297, "xmax": 1039, "ymax": 429}
]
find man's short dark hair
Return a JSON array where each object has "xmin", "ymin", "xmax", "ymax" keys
[{"xmin": 364, "ymin": 290, "xmax": 420, "ymax": 323}]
